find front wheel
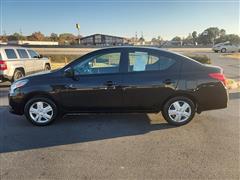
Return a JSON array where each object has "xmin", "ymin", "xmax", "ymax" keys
[
  {"xmin": 162, "ymin": 97, "xmax": 195, "ymax": 126},
  {"xmin": 221, "ymin": 48, "xmax": 227, "ymax": 53},
  {"xmin": 24, "ymin": 97, "xmax": 58, "ymax": 126}
]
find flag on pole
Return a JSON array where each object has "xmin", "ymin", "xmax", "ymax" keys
[{"xmin": 76, "ymin": 23, "xmax": 80, "ymax": 30}]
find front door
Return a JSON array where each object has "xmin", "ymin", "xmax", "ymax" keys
[
  {"xmin": 16, "ymin": 49, "xmax": 34, "ymax": 75},
  {"xmin": 27, "ymin": 49, "xmax": 43, "ymax": 73},
  {"xmin": 60, "ymin": 50, "xmax": 124, "ymax": 112}
]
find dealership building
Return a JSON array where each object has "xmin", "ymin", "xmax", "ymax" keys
[{"xmin": 80, "ymin": 34, "xmax": 125, "ymax": 46}]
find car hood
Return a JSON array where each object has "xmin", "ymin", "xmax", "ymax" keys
[
  {"xmin": 22, "ymin": 69, "xmax": 59, "ymax": 80},
  {"xmin": 26, "ymin": 70, "xmax": 53, "ymax": 78}
]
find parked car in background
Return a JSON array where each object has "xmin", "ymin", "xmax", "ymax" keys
[
  {"xmin": 212, "ymin": 42, "xmax": 240, "ymax": 53},
  {"xmin": 9, "ymin": 47, "xmax": 228, "ymax": 126},
  {"xmin": 0, "ymin": 46, "xmax": 51, "ymax": 82}
]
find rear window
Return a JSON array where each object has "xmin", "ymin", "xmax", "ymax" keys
[
  {"xmin": 17, "ymin": 49, "xmax": 29, "ymax": 58},
  {"xmin": 5, "ymin": 49, "xmax": 17, "ymax": 59},
  {"xmin": 0, "ymin": 53, "xmax": 2, "ymax": 60},
  {"xmin": 27, "ymin": 50, "xmax": 39, "ymax": 58},
  {"xmin": 128, "ymin": 51, "xmax": 176, "ymax": 72}
]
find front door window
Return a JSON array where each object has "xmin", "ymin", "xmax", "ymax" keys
[{"xmin": 73, "ymin": 52, "xmax": 121, "ymax": 75}]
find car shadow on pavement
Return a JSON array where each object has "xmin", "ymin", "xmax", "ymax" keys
[{"xmin": 0, "ymin": 112, "xmax": 175, "ymax": 153}]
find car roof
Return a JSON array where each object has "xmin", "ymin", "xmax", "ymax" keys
[
  {"xmin": 94, "ymin": 46, "xmax": 181, "ymax": 55},
  {"xmin": 99, "ymin": 46, "xmax": 166, "ymax": 51},
  {"xmin": 0, "ymin": 45, "xmax": 31, "ymax": 50}
]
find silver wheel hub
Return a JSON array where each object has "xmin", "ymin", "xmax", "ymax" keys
[
  {"xmin": 29, "ymin": 101, "xmax": 53, "ymax": 123},
  {"xmin": 168, "ymin": 100, "xmax": 191, "ymax": 122}
]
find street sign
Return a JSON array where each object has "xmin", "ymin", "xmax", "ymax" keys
[{"xmin": 76, "ymin": 23, "xmax": 80, "ymax": 30}]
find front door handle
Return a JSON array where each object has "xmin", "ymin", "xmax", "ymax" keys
[{"xmin": 104, "ymin": 81, "xmax": 117, "ymax": 87}]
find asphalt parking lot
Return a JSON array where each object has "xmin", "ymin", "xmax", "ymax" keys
[{"xmin": 0, "ymin": 51, "xmax": 239, "ymax": 179}]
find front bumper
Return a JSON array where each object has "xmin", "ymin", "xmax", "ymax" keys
[
  {"xmin": 9, "ymin": 105, "xmax": 23, "ymax": 115},
  {"xmin": 212, "ymin": 48, "xmax": 220, "ymax": 52},
  {"xmin": 8, "ymin": 92, "xmax": 25, "ymax": 115}
]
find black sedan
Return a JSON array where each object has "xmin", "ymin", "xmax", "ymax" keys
[{"xmin": 9, "ymin": 47, "xmax": 228, "ymax": 126}]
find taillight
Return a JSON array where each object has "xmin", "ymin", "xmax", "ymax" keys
[
  {"xmin": 0, "ymin": 60, "xmax": 7, "ymax": 70},
  {"xmin": 209, "ymin": 73, "xmax": 226, "ymax": 86}
]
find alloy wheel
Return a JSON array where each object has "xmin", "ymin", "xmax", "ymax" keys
[
  {"xmin": 29, "ymin": 101, "xmax": 53, "ymax": 123},
  {"xmin": 168, "ymin": 100, "xmax": 191, "ymax": 122}
]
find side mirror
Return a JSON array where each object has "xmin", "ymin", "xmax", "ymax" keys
[
  {"xmin": 33, "ymin": 55, "xmax": 43, "ymax": 59},
  {"xmin": 64, "ymin": 67, "xmax": 75, "ymax": 78}
]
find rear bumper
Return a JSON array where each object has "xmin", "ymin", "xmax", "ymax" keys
[
  {"xmin": 195, "ymin": 82, "xmax": 228, "ymax": 112},
  {"xmin": 0, "ymin": 74, "xmax": 11, "ymax": 83},
  {"xmin": 0, "ymin": 75, "xmax": 5, "ymax": 82}
]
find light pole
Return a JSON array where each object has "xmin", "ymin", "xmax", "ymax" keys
[{"xmin": 76, "ymin": 23, "xmax": 80, "ymax": 45}]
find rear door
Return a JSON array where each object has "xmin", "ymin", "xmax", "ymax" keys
[{"xmin": 121, "ymin": 49, "xmax": 181, "ymax": 110}]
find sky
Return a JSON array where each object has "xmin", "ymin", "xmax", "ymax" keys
[{"xmin": 0, "ymin": 0, "xmax": 239, "ymax": 40}]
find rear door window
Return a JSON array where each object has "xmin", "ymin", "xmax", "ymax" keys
[
  {"xmin": 17, "ymin": 49, "xmax": 29, "ymax": 59},
  {"xmin": 27, "ymin": 50, "xmax": 39, "ymax": 58},
  {"xmin": 128, "ymin": 51, "xmax": 175, "ymax": 72},
  {"xmin": 5, "ymin": 49, "xmax": 18, "ymax": 59}
]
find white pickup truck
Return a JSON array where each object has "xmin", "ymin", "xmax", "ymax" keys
[{"xmin": 0, "ymin": 46, "xmax": 51, "ymax": 82}]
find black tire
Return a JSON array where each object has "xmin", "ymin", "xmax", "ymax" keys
[
  {"xmin": 162, "ymin": 96, "xmax": 195, "ymax": 126},
  {"xmin": 24, "ymin": 97, "xmax": 58, "ymax": 126},
  {"xmin": 12, "ymin": 69, "xmax": 25, "ymax": 82},
  {"xmin": 221, "ymin": 48, "xmax": 227, "ymax": 53},
  {"xmin": 45, "ymin": 64, "xmax": 51, "ymax": 71}
]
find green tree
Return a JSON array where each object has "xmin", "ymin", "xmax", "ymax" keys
[
  {"xmin": 182, "ymin": 34, "xmax": 193, "ymax": 45},
  {"xmin": 59, "ymin": 33, "xmax": 77, "ymax": 45},
  {"xmin": 220, "ymin": 29, "xmax": 226, "ymax": 37},
  {"xmin": 50, "ymin": 33, "xmax": 58, "ymax": 41},
  {"xmin": 192, "ymin": 31, "xmax": 197, "ymax": 39},
  {"xmin": 151, "ymin": 36, "xmax": 163, "ymax": 46},
  {"xmin": 192, "ymin": 31, "xmax": 198, "ymax": 45},
  {"xmin": 28, "ymin": 31, "xmax": 45, "ymax": 41},
  {"xmin": 8, "ymin": 32, "xmax": 26, "ymax": 41},
  {"xmin": 198, "ymin": 27, "xmax": 221, "ymax": 45},
  {"xmin": 171, "ymin": 36, "xmax": 181, "ymax": 41},
  {"xmin": 215, "ymin": 34, "xmax": 240, "ymax": 44}
]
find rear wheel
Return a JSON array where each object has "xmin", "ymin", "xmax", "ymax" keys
[
  {"xmin": 162, "ymin": 97, "xmax": 195, "ymax": 126},
  {"xmin": 12, "ymin": 69, "xmax": 25, "ymax": 82},
  {"xmin": 24, "ymin": 97, "xmax": 58, "ymax": 126},
  {"xmin": 45, "ymin": 64, "xmax": 51, "ymax": 71}
]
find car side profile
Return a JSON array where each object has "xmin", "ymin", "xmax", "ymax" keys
[
  {"xmin": 9, "ymin": 47, "xmax": 228, "ymax": 126},
  {"xmin": 0, "ymin": 46, "xmax": 51, "ymax": 82},
  {"xmin": 212, "ymin": 42, "xmax": 240, "ymax": 53}
]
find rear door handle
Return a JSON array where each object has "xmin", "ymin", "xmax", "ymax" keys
[{"xmin": 163, "ymin": 79, "xmax": 173, "ymax": 84}]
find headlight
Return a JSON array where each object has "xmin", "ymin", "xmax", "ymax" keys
[{"xmin": 10, "ymin": 79, "xmax": 29, "ymax": 94}]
